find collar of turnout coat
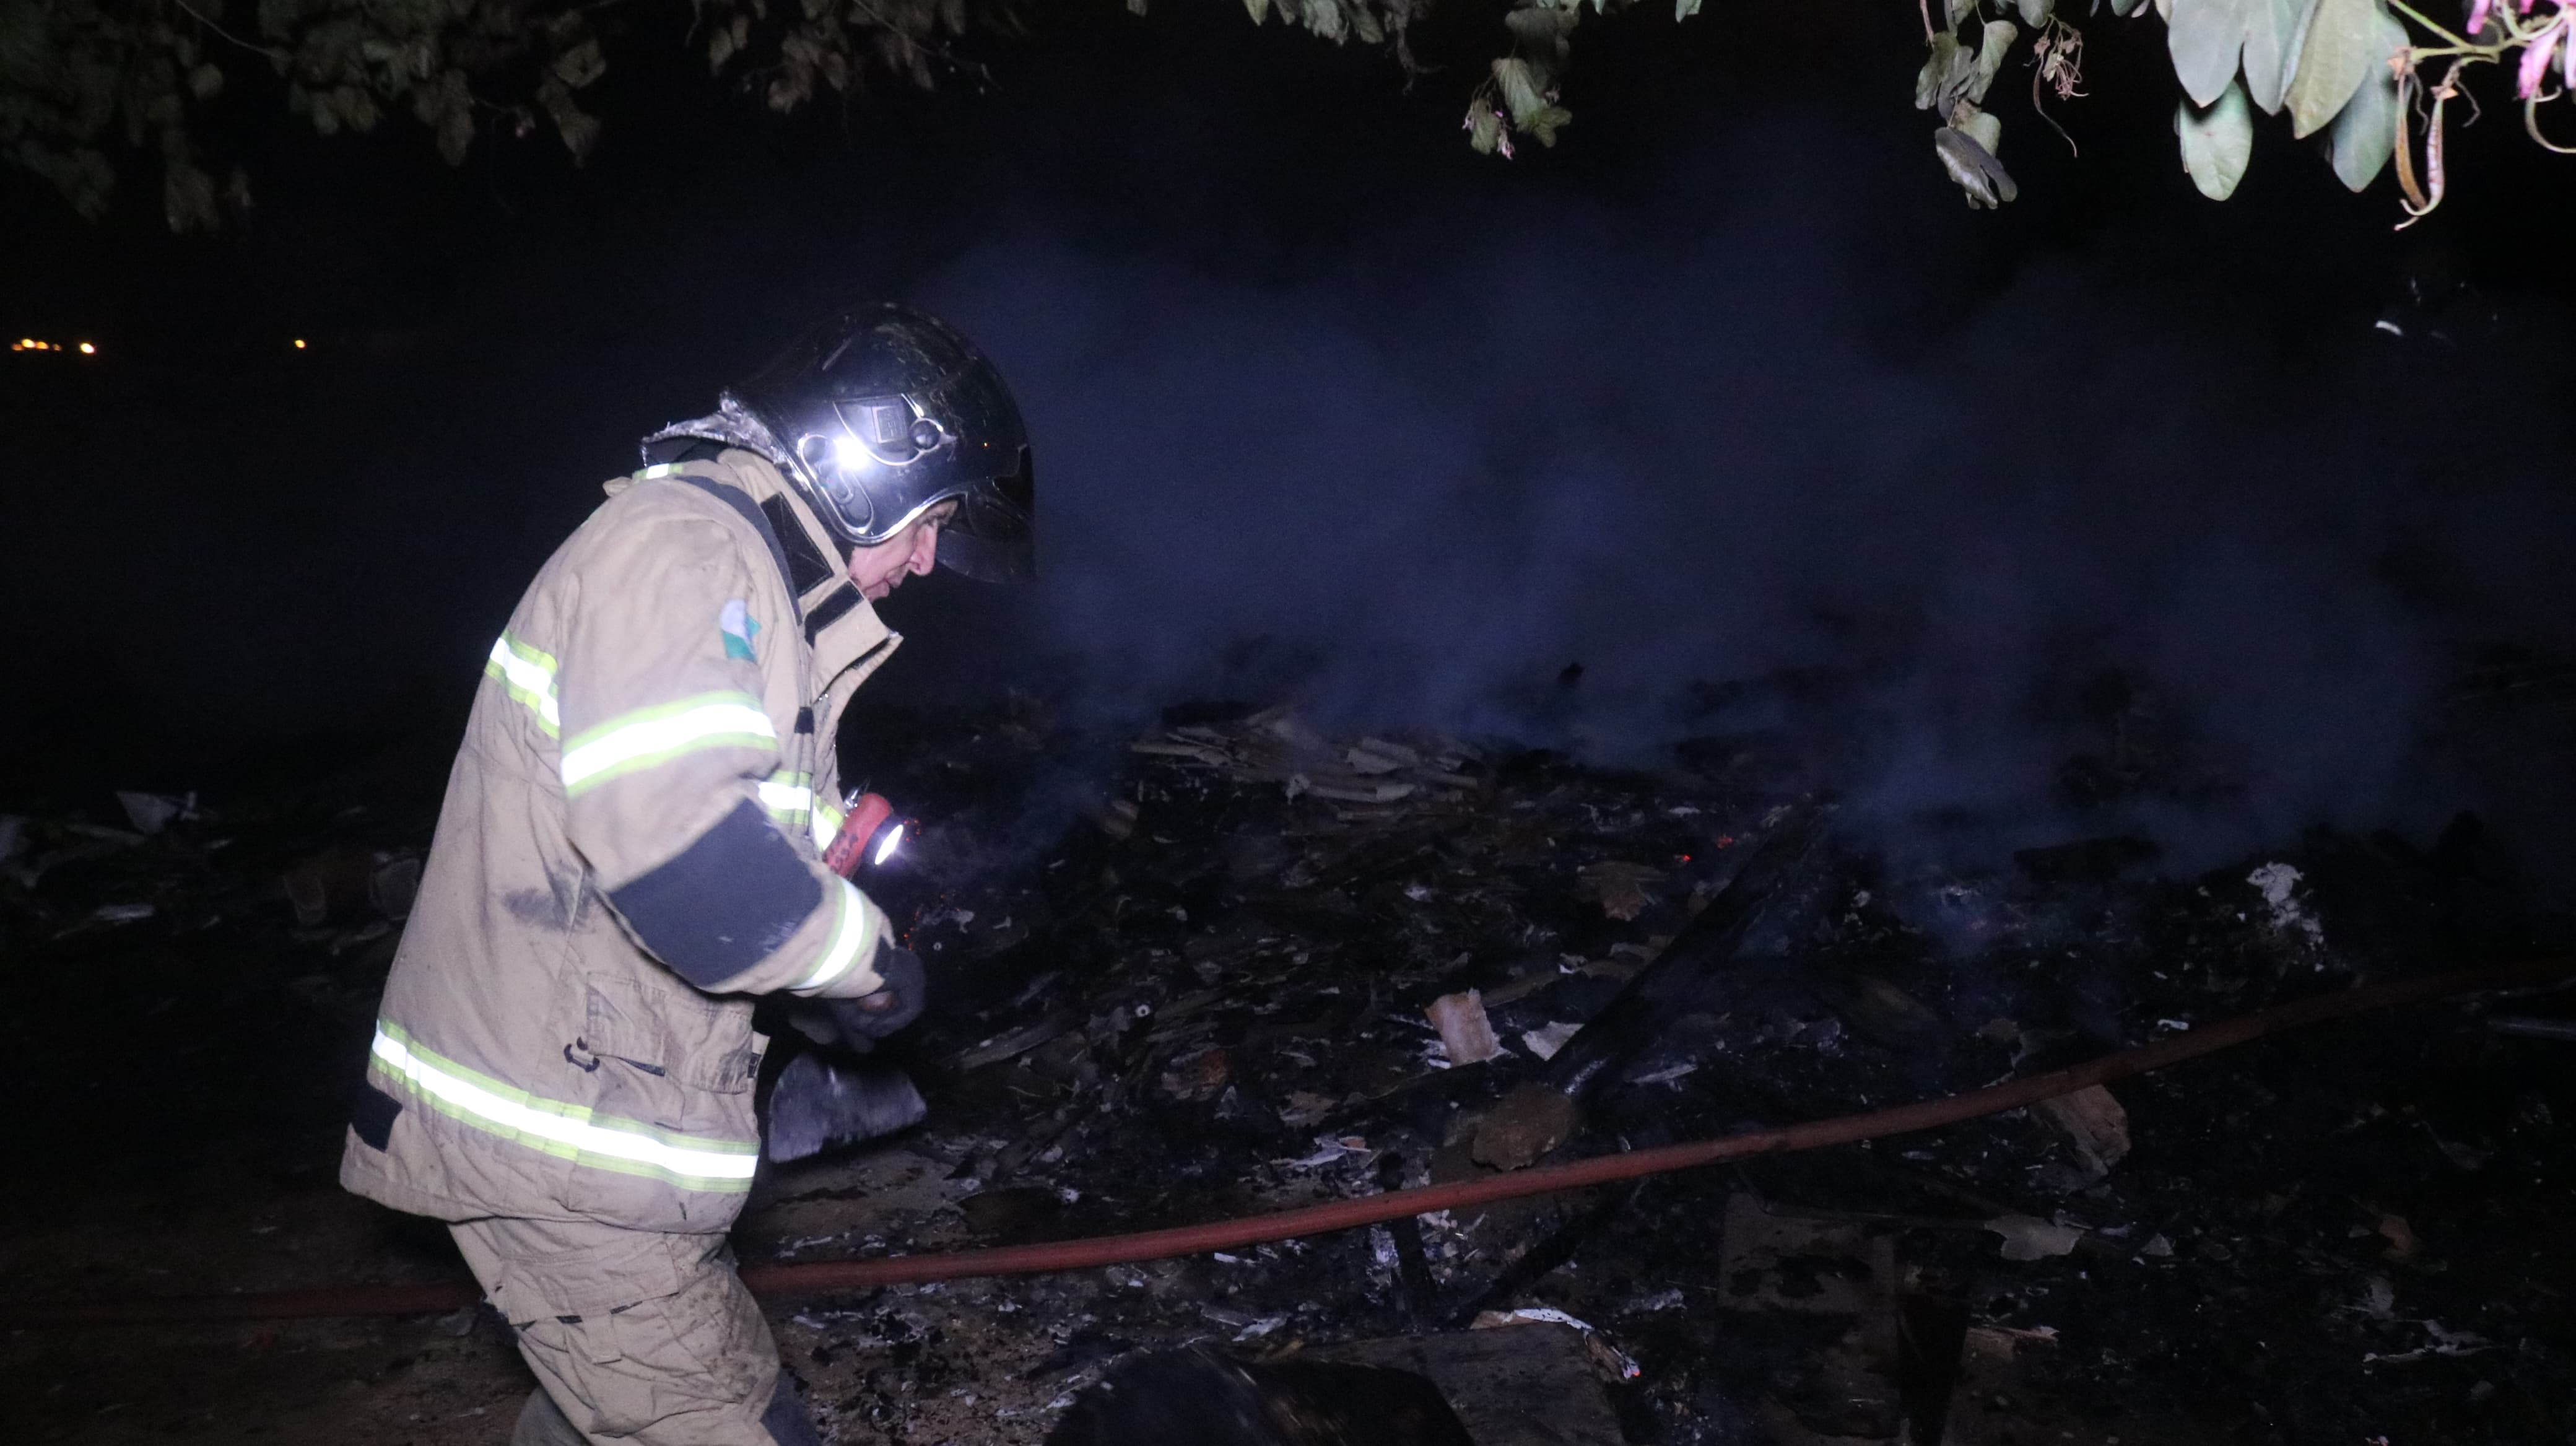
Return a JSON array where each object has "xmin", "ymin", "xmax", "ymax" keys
[{"xmin": 606, "ymin": 450, "xmax": 895, "ymax": 690}]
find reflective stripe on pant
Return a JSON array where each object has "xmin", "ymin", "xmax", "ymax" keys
[{"xmin": 450, "ymin": 1216, "xmax": 796, "ymax": 1446}]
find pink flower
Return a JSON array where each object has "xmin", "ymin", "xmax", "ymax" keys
[
  {"xmin": 2518, "ymin": 14, "xmax": 2565, "ymax": 95},
  {"xmin": 2471, "ymin": 0, "xmax": 2493, "ymax": 32}
]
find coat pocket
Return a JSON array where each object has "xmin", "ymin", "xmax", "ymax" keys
[
  {"xmin": 578, "ymin": 973, "xmax": 762, "ymax": 1094},
  {"xmin": 555, "ymin": 975, "xmax": 764, "ymax": 1229}
]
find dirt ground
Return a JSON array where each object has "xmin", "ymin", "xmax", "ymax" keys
[{"xmin": 5, "ymin": 692, "xmax": 2574, "ymax": 1445}]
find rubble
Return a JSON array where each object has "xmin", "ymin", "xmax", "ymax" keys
[
  {"xmin": 2246, "ymin": 860, "xmax": 2328, "ymax": 951},
  {"xmin": 283, "ymin": 845, "xmax": 424, "ymax": 928},
  {"xmin": 1984, "ymin": 1214, "xmax": 2087, "ymax": 1262},
  {"xmin": 115, "ymin": 790, "xmax": 201, "ymax": 836},
  {"xmin": 2027, "ymin": 1083, "xmax": 2131, "ymax": 1180},
  {"xmin": 1468, "ymin": 1083, "xmax": 1582, "ymax": 1171},
  {"xmin": 5, "ymin": 695, "xmax": 2575, "ymax": 1446},
  {"xmin": 1424, "ymin": 990, "xmax": 1503, "ymax": 1066},
  {"xmin": 1043, "ymin": 1346, "xmax": 1476, "ymax": 1446}
]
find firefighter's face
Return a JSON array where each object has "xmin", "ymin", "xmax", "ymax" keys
[{"xmin": 846, "ymin": 499, "xmax": 959, "ymax": 601}]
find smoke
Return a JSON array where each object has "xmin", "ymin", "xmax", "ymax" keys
[
  {"xmin": 9, "ymin": 20, "xmax": 2573, "ymax": 894},
  {"xmin": 902, "ymin": 109, "xmax": 2576, "ymax": 880}
]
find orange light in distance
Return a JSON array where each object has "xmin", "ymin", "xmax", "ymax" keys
[{"xmin": 77, "ymin": 342, "xmax": 95, "ymax": 355}]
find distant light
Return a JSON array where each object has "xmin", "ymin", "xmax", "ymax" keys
[
  {"xmin": 293, "ymin": 339, "xmax": 307, "ymax": 349},
  {"xmin": 872, "ymin": 822, "xmax": 905, "ymax": 867},
  {"xmin": 77, "ymin": 342, "xmax": 95, "ymax": 355}
]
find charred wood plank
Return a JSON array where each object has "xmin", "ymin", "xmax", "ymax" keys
[
  {"xmin": 1469, "ymin": 803, "xmax": 1832, "ymax": 1171},
  {"xmin": 1541, "ymin": 800, "xmax": 1830, "ymax": 1101},
  {"xmin": 1378, "ymin": 1152, "xmax": 1440, "ymax": 1322},
  {"xmin": 1440, "ymin": 1181, "xmax": 1644, "ymax": 1328}
]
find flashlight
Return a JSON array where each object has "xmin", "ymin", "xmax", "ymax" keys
[{"xmin": 822, "ymin": 791, "xmax": 908, "ymax": 878}]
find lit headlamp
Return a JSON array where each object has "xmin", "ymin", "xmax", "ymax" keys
[{"xmin": 822, "ymin": 791, "xmax": 910, "ymax": 878}]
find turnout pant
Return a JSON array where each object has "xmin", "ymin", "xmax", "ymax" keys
[{"xmin": 449, "ymin": 1217, "xmax": 819, "ymax": 1446}]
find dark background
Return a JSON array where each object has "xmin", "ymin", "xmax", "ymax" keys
[{"xmin": 6, "ymin": 0, "xmax": 2574, "ymax": 891}]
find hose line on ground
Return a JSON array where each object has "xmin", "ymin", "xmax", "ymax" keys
[{"xmin": 8, "ymin": 958, "xmax": 2564, "ymax": 1328}]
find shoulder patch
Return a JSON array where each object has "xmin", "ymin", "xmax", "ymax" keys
[{"xmin": 720, "ymin": 598, "xmax": 761, "ymax": 661}]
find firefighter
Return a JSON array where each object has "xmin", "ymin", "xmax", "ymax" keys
[{"xmin": 340, "ymin": 303, "xmax": 1034, "ymax": 1445}]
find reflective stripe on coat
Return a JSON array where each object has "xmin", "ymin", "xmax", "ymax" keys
[{"xmin": 342, "ymin": 450, "xmax": 900, "ymax": 1233}]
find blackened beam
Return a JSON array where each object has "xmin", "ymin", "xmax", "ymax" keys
[
  {"xmin": 1442, "ymin": 1180, "xmax": 1647, "ymax": 1327},
  {"xmin": 1540, "ymin": 799, "xmax": 1830, "ymax": 1102}
]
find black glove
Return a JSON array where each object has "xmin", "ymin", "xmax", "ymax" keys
[{"xmin": 828, "ymin": 943, "xmax": 925, "ymax": 1041}]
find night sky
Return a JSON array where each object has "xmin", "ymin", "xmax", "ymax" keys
[{"xmin": 7, "ymin": 0, "xmax": 2575, "ymax": 889}]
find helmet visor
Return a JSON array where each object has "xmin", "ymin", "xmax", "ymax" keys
[{"xmin": 934, "ymin": 447, "xmax": 1035, "ymax": 584}]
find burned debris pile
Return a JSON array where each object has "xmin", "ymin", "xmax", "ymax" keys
[
  {"xmin": 2, "ymin": 700, "xmax": 2572, "ymax": 1445},
  {"xmin": 733, "ymin": 700, "xmax": 2576, "ymax": 1445}
]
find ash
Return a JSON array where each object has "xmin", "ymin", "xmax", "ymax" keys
[{"xmin": 1, "ymin": 693, "xmax": 2570, "ymax": 1446}]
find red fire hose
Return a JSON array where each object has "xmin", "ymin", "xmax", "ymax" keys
[{"xmin": 7, "ymin": 958, "xmax": 2564, "ymax": 1328}]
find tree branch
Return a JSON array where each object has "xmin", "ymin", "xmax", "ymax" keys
[{"xmin": 164, "ymin": 0, "xmax": 287, "ymax": 61}]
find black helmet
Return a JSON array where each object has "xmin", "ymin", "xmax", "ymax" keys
[{"xmin": 645, "ymin": 303, "xmax": 1034, "ymax": 582}]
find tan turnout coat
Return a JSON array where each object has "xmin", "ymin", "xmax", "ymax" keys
[{"xmin": 342, "ymin": 449, "xmax": 900, "ymax": 1235}]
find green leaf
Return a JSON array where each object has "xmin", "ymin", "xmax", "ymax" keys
[
  {"xmin": 1968, "ymin": 19, "xmax": 2018, "ymax": 103},
  {"xmin": 1933, "ymin": 127, "xmax": 2017, "ymax": 207},
  {"xmin": 1243, "ymin": 0, "xmax": 1271, "ymax": 20},
  {"xmin": 2109, "ymin": 0, "xmax": 2143, "ymax": 16},
  {"xmin": 2176, "ymin": 77, "xmax": 2254, "ymax": 198},
  {"xmin": 2284, "ymin": 0, "xmax": 2375, "ymax": 136},
  {"xmin": 552, "ymin": 38, "xmax": 605, "ymax": 90},
  {"xmin": 2168, "ymin": 0, "xmax": 2250, "ymax": 108},
  {"xmin": 1676, "ymin": 0, "xmax": 1702, "ymax": 17},
  {"xmin": 1492, "ymin": 56, "xmax": 1549, "ymax": 126},
  {"xmin": 2017, "ymin": 0, "xmax": 2053, "ymax": 25},
  {"xmin": 1523, "ymin": 104, "xmax": 1572, "ymax": 145},
  {"xmin": 555, "ymin": 106, "xmax": 601, "ymax": 159},
  {"xmin": 1465, "ymin": 99, "xmax": 1504, "ymax": 154},
  {"xmin": 1958, "ymin": 105, "xmax": 2003, "ymax": 154},
  {"xmin": 1915, "ymin": 35, "xmax": 1956, "ymax": 108},
  {"xmin": 1916, "ymin": 32, "xmax": 1965, "ymax": 109},
  {"xmin": 2325, "ymin": 1, "xmax": 2404, "ymax": 188},
  {"xmin": 163, "ymin": 158, "xmax": 219, "ymax": 233},
  {"xmin": 338, "ymin": 85, "xmax": 380, "ymax": 133},
  {"xmin": 2241, "ymin": 0, "xmax": 2318, "ymax": 113},
  {"xmin": 186, "ymin": 62, "xmax": 224, "ymax": 99},
  {"xmin": 1505, "ymin": 3, "xmax": 1577, "ymax": 49},
  {"xmin": 1946, "ymin": 0, "xmax": 1977, "ymax": 29},
  {"xmin": 435, "ymin": 98, "xmax": 474, "ymax": 164}
]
